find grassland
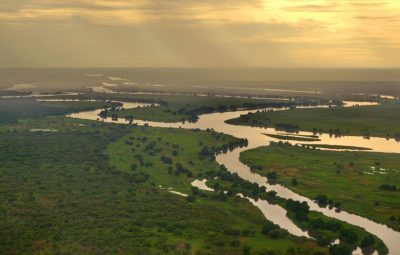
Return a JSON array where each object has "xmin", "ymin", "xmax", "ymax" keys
[
  {"xmin": 240, "ymin": 143, "xmax": 400, "ymax": 231},
  {"xmin": 227, "ymin": 101, "xmax": 400, "ymax": 139},
  {"xmin": 107, "ymin": 126, "xmax": 329, "ymax": 254},
  {"xmin": 0, "ymin": 113, "xmax": 326, "ymax": 254}
]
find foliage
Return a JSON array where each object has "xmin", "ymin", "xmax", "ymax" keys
[{"xmin": 241, "ymin": 143, "xmax": 400, "ymax": 231}]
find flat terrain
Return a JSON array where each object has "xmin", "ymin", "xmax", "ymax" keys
[
  {"xmin": 0, "ymin": 99, "xmax": 117, "ymax": 124},
  {"xmin": 0, "ymin": 96, "xmax": 394, "ymax": 254},
  {"xmin": 240, "ymin": 143, "xmax": 400, "ymax": 231},
  {"xmin": 65, "ymin": 93, "xmax": 324, "ymax": 123},
  {"xmin": 227, "ymin": 100, "xmax": 400, "ymax": 139},
  {"xmin": 0, "ymin": 100, "xmax": 326, "ymax": 255}
]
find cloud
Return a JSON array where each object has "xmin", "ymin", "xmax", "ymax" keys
[
  {"xmin": 282, "ymin": 4, "xmax": 339, "ymax": 12},
  {"xmin": 354, "ymin": 15, "xmax": 398, "ymax": 21},
  {"xmin": 350, "ymin": 2, "xmax": 388, "ymax": 7},
  {"xmin": 0, "ymin": 0, "xmax": 399, "ymax": 67}
]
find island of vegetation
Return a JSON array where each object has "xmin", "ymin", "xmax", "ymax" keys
[{"xmin": 227, "ymin": 100, "xmax": 400, "ymax": 139}]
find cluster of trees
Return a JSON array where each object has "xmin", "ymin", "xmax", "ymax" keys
[
  {"xmin": 198, "ymin": 137, "xmax": 248, "ymax": 160},
  {"xmin": 98, "ymin": 102, "xmax": 124, "ymax": 119},
  {"xmin": 282, "ymin": 194, "xmax": 383, "ymax": 254},
  {"xmin": 328, "ymin": 230, "xmax": 377, "ymax": 255},
  {"xmin": 286, "ymin": 199, "xmax": 309, "ymax": 222},
  {"xmin": 160, "ymin": 155, "xmax": 173, "ymax": 164},
  {"xmin": 275, "ymin": 123, "xmax": 300, "ymax": 133},
  {"xmin": 176, "ymin": 163, "xmax": 193, "ymax": 177},
  {"xmin": 265, "ymin": 172, "xmax": 278, "ymax": 183},
  {"xmin": 126, "ymin": 172, "xmax": 150, "ymax": 183},
  {"xmin": 261, "ymin": 221, "xmax": 288, "ymax": 239},
  {"xmin": 379, "ymin": 184, "xmax": 398, "ymax": 192},
  {"xmin": 328, "ymin": 129, "xmax": 343, "ymax": 137},
  {"xmin": 313, "ymin": 194, "xmax": 341, "ymax": 210},
  {"xmin": 215, "ymin": 166, "xmax": 268, "ymax": 198},
  {"xmin": 198, "ymin": 146, "xmax": 215, "ymax": 161}
]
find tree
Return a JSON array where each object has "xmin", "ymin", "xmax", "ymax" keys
[
  {"xmin": 360, "ymin": 234, "xmax": 375, "ymax": 248},
  {"xmin": 291, "ymin": 177, "xmax": 298, "ymax": 186},
  {"xmin": 266, "ymin": 172, "xmax": 278, "ymax": 183},
  {"xmin": 315, "ymin": 194, "xmax": 329, "ymax": 207},
  {"xmin": 186, "ymin": 195, "xmax": 196, "ymax": 203},
  {"xmin": 242, "ymin": 245, "xmax": 251, "ymax": 255},
  {"xmin": 339, "ymin": 229, "xmax": 358, "ymax": 244},
  {"xmin": 329, "ymin": 243, "xmax": 352, "ymax": 255},
  {"xmin": 261, "ymin": 222, "xmax": 278, "ymax": 235},
  {"xmin": 268, "ymin": 229, "xmax": 288, "ymax": 239}
]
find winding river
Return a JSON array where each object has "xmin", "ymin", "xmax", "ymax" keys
[{"xmin": 67, "ymin": 101, "xmax": 400, "ymax": 255}]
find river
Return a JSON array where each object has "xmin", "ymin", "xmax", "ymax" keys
[{"xmin": 67, "ymin": 101, "xmax": 400, "ymax": 255}]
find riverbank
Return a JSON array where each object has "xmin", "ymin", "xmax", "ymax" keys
[{"xmin": 240, "ymin": 143, "xmax": 400, "ymax": 231}]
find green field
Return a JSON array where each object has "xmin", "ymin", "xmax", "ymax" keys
[
  {"xmin": 0, "ymin": 114, "xmax": 326, "ymax": 254},
  {"xmin": 240, "ymin": 143, "xmax": 400, "ymax": 231},
  {"xmin": 227, "ymin": 101, "xmax": 400, "ymax": 139}
]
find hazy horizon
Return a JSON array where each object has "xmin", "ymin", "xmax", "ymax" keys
[{"xmin": 2, "ymin": 68, "xmax": 400, "ymax": 96}]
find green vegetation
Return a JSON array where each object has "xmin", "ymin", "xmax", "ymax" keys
[
  {"xmin": 0, "ymin": 96, "xmax": 395, "ymax": 255},
  {"xmin": 299, "ymin": 144, "xmax": 372, "ymax": 151},
  {"xmin": 0, "ymin": 99, "xmax": 118, "ymax": 124},
  {"xmin": 53, "ymin": 93, "xmax": 324, "ymax": 123},
  {"xmin": 107, "ymin": 126, "xmax": 248, "ymax": 191},
  {"xmin": 107, "ymin": 126, "xmax": 329, "ymax": 254},
  {"xmin": 264, "ymin": 133, "xmax": 321, "ymax": 142},
  {"xmin": 205, "ymin": 169, "xmax": 388, "ymax": 255},
  {"xmin": 0, "ymin": 115, "xmax": 325, "ymax": 255},
  {"xmin": 240, "ymin": 142, "xmax": 400, "ymax": 231},
  {"xmin": 227, "ymin": 101, "xmax": 400, "ymax": 139}
]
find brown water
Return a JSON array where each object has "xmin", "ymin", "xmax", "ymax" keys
[
  {"xmin": 191, "ymin": 179, "xmax": 310, "ymax": 238},
  {"xmin": 68, "ymin": 102, "xmax": 400, "ymax": 254}
]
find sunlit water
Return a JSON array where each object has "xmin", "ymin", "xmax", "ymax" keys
[{"xmin": 68, "ymin": 101, "xmax": 400, "ymax": 254}]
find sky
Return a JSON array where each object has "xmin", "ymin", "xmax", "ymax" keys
[{"xmin": 0, "ymin": 0, "xmax": 399, "ymax": 68}]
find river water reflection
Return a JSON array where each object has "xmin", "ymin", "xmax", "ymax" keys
[{"xmin": 68, "ymin": 101, "xmax": 400, "ymax": 254}]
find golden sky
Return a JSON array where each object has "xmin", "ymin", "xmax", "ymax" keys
[{"xmin": 0, "ymin": 0, "xmax": 399, "ymax": 67}]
